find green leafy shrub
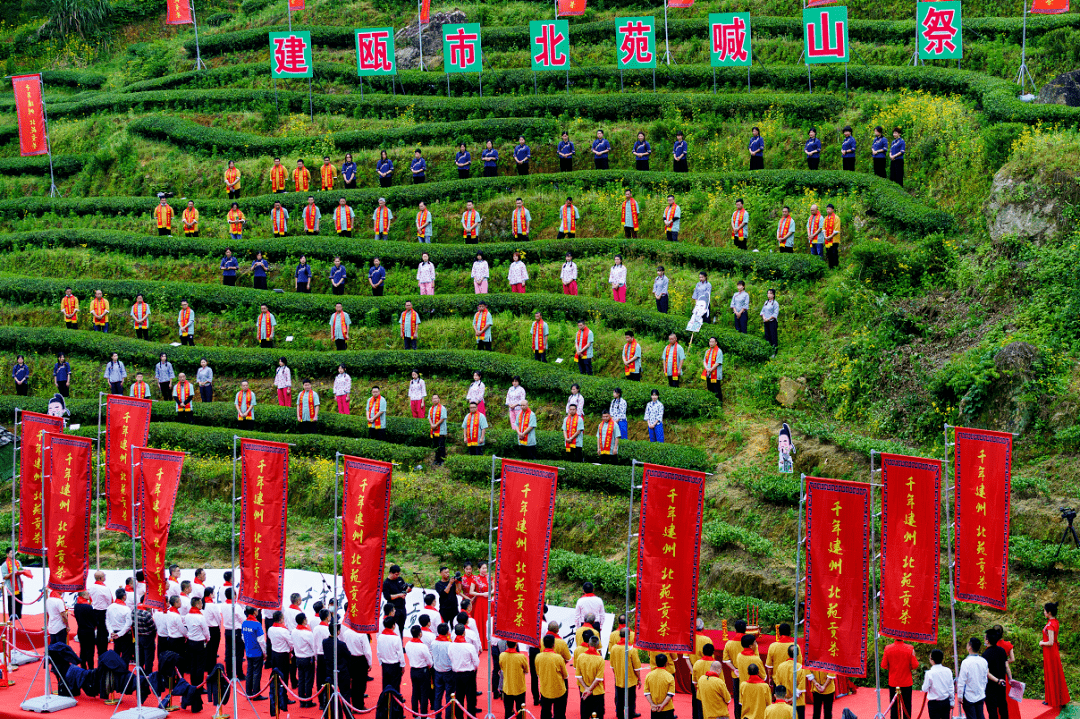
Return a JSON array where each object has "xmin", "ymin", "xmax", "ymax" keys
[{"xmin": 703, "ymin": 520, "xmax": 773, "ymax": 556}]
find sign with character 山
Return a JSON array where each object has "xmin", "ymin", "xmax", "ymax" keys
[
  {"xmin": 270, "ymin": 30, "xmax": 313, "ymax": 79},
  {"xmin": 710, "ymin": 13, "xmax": 752, "ymax": 68},
  {"xmin": 803, "ymin": 6, "xmax": 849, "ymax": 64}
]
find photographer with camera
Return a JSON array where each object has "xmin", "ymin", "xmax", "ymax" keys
[
  {"xmin": 382, "ymin": 564, "xmax": 413, "ymax": 634},
  {"xmin": 434, "ymin": 566, "xmax": 462, "ymax": 624}
]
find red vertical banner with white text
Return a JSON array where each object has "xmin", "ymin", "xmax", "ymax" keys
[
  {"xmin": 137, "ymin": 447, "xmax": 185, "ymax": 610},
  {"xmin": 954, "ymin": 427, "xmax": 1011, "ymax": 610},
  {"xmin": 492, "ymin": 459, "xmax": 559, "ymax": 646},
  {"xmin": 342, "ymin": 456, "xmax": 393, "ymax": 633},
  {"xmin": 44, "ymin": 434, "xmax": 93, "ymax": 592},
  {"xmin": 18, "ymin": 411, "xmax": 65, "ymax": 556},
  {"xmin": 238, "ymin": 438, "xmax": 289, "ymax": 610},
  {"xmin": 11, "ymin": 75, "xmax": 48, "ymax": 157},
  {"xmin": 880, "ymin": 454, "xmax": 941, "ymax": 642},
  {"xmin": 804, "ymin": 477, "xmax": 869, "ymax": 676},
  {"xmin": 635, "ymin": 463, "xmax": 706, "ymax": 652},
  {"xmin": 105, "ymin": 395, "xmax": 152, "ymax": 535},
  {"xmin": 166, "ymin": 0, "xmax": 193, "ymax": 24}
]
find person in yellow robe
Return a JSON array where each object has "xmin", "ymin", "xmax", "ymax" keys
[
  {"xmin": 739, "ymin": 664, "xmax": 771, "ymax": 719},
  {"xmin": 610, "ymin": 628, "xmax": 640, "ymax": 719},
  {"xmin": 698, "ymin": 661, "xmax": 733, "ymax": 719},
  {"xmin": 644, "ymin": 654, "xmax": 676, "ymax": 719}
]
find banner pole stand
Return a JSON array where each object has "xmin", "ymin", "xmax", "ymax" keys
[
  {"xmin": 333, "ymin": 452, "xmax": 344, "ymax": 719},
  {"xmin": 533, "ymin": 73, "xmax": 537, "ymax": 96},
  {"xmin": 620, "ymin": 69, "xmax": 624, "ymax": 92},
  {"xmin": 869, "ymin": 451, "xmax": 882, "ymax": 717},
  {"xmin": 486, "ymin": 455, "xmax": 499, "ymax": 719},
  {"xmin": 308, "ymin": 77, "xmax": 313, "ymax": 122},
  {"xmin": 417, "ymin": 0, "xmax": 425, "ymax": 71},
  {"xmin": 792, "ymin": 474, "xmax": 805, "ymax": 719},
  {"xmin": 479, "ymin": 71, "xmax": 483, "ymax": 98},
  {"xmin": 566, "ymin": 68, "xmax": 569, "ymax": 95},
  {"xmin": 623, "ymin": 460, "xmax": 640, "ymax": 719},
  {"xmin": 95, "ymin": 392, "xmax": 105, "ymax": 570},
  {"xmin": 807, "ymin": 65, "xmax": 812, "ymax": 94},
  {"xmin": 190, "ymin": 0, "xmax": 206, "ymax": 70},
  {"xmin": 662, "ymin": 0, "xmax": 671, "ymax": 65},
  {"xmin": 288, "ymin": 5, "xmax": 292, "ymax": 32},
  {"xmin": 845, "ymin": 64, "xmax": 849, "ymax": 101},
  {"xmin": 360, "ymin": 76, "xmax": 363, "ymax": 100},
  {"xmin": 113, "ymin": 445, "xmax": 167, "ymax": 719},
  {"xmin": 942, "ymin": 424, "xmax": 961, "ymax": 717},
  {"xmin": 273, "ymin": 78, "xmax": 279, "ymax": 112},
  {"xmin": 712, "ymin": 68, "xmax": 716, "ymax": 94},
  {"xmin": 19, "ymin": 432, "xmax": 77, "ymax": 713},
  {"xmin": 652, "ymin": 68, "xmax": 656, "ymax": 93},
  {"xmin": 229, "ymin": 435, "xmax": 240, "ymax": 719},
  {"xmin": 38, "ymin": 76, "xmax": 58, "ymax": 197}
]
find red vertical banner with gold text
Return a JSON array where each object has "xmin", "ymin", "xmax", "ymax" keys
[
  {"xmin": 954, "ymin": 427, "xmax": 1011, "ymax": 610},
  {"xmin": 492, "ymin": 459, "xmax": 559, "ymax": 646},
  {"xmin": 880, "ymin": 454, "xmax": 941, "ymax": 643},
  {"xmin": 11, "ymin": 75, "xmax": 48, "ymax": 157},
  {"xmin": 166, "ymin": 0, "xmax": 193, "ymax": 24},
  {"xmin": 238, "ymin": 438, "xmax": 289, "ymax": 610},
  {"xmin": 18, "ymin": 411, "xmax": 65, "ymax": 556},
  {"xmin": 137, "ymin": 447, "xmax": 185, "ymax": 610},
  {"xmin": 804, "ymin": 477, "xmax": 870, "ymax": 676},
  {"xmin": 44, "ymin": 434, "xmax": 93, "ymax": 592},
  {"xmin": 420, "ymin": 0, "xmax": 431, "ymax": 23},
  {"xmin": 342, "ymin": 456, "xmax": 393, "ymax": 633},
  {"xmin": 289, "ymin": 0, "xmax": 305, "ymax": 10},
  {"xmin": 104, "ymin": 395, "xmax": 152, "ymax": 535},
  {"xmin": 635, "ymin": 463, "xmax": 706, "ymax": 652}
]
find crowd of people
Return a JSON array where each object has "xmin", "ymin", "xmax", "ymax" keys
[{"xmin": 8, "ymin": 555, "xmax": 1069, "ymax": 719}]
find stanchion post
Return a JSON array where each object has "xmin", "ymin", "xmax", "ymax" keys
[
  {"xmin": 942, "ymin": 424, "xmax": 961, "ymax": 717},
  {"xmin": 190, "ymin": 0, "xmax": 206, "ymax": 70}
]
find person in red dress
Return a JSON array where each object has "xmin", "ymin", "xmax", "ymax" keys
[
  {"xmin": 1040, "ymin": 602, "xmax": 1071, "ymax": 707},
  {"xmin": 469, "ymin": 562, "xmax": 490, "ymax": 651}
]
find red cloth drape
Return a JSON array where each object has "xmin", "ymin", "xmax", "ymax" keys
[
  {"xmin": 238, "ymin": 438, "xmax": 289, "ymax": 610},
  {"xmin": 880, "ymin": 454, "xmax": 941, "ymax": 643},
  {"xmin": 492, "ymin": 459, "xmax": 559, "ymax": 646},
  {"xmin": 1032, "ymin": 0, "xmax": 1069, "ymax": 13},
  {"xmin": 557, "ymin": 0, "xmax": 586, "ymax": 17},
  {"xmin": 803, "ymin": 476, "xmax": 869, "ymax": 677},
  {"xmin": 11, "ymin": 75, "xmax": 48, "ymax": 157},
  {"xmin": 137, "ymin": 447, "xmax": 185, "ymax": 610},
  {"xmin": 420, "ymin": 0, "xmax": 431, "ymax": 23},
  {"xmin": 165, "ymin": 0, "xmax": 193, "ymax": 24},
  {"xmin": 104, "ymin": 395, "xmax": 152, "ymax": 535},
  {"xmin": 342, "ymin": 456, "xmax": 393, "ymax": 633},
  {"xmin": 636, "ymin": 463, "xmax": 706, "ymax": 653},
  {"xmin": 954, "ymin": 427, "xmax": 1011, "ymax": 610},
  {"xmin": 18, "ymin": 411, "xmax": 65, "ymax": 556},
  {"xmin": 44, "ymin": 434, "xmax": 93, "ymax": 592}
]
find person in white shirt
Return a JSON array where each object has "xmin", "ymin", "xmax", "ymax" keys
[
  {"xmin": 46, "ymin": 589, "xmax": 69, "ymax": 645},
  {"xmin": 267, "ymin": 610, "xmax": 294, "ymax": 712},
  {"xmin": 220, "ymin": 587, "xmax": 244, "ymax": 681},
  {"xmin": 609, "ymin": 254, "xmax": 628, "ymax": 303},
  {"xmin": 284, "ymin": 592, "xmax": 303, "ymax": 631},
  {"xmin": 88, "ymin": 570, "xmax": 111, "ymax": 660},
  {"xmin": 292, "ymin": 613, "xmax": 319, "ymax": 707},
  {"xmin": 166, "ymin": 595, "xmax": 187, "ymax": 657},
  {"xmin": 456, "ymin": 609, "xmax": 482, "ymax": 654},
  {"xmin": 471, "ymin": 251, "xmax": 489, "ymax": 294},
  {"xmin": 178, "ymin": 581, "xmax": 193, "ymax": 616},
  {"xmin": 448, "ymin": 624, "xmax": 481, "ymax": 718},
  {"xmin": 508, "ymin": 251, "xmax": 529, "ymax": 293},
  {"xmin": 575, "ymin": 582, "xmax": 606, "ymax": 628},
  {"xmin": 377, "ymin": 615, "xmax": 407, "ymax": 693},
  {"xmin": 106, "ymin": 587, "xmax": 134, "ymax": 664},
  {"xmin": 922, "ymin": 648, "xmax": 955, "ymax": 719},
  {"xmin": 957, "ymin": 637, "xmax": 989, "ymax": 719},
  {"xmin": 406, "ymin": 624, "xmax": 435, "ymax": 714},
  {"xmin": 166, "ymin": 564, "xmax": 181, "ymax": 600},
  {"xmin": 417, "ymin": 613, "xmax": 437, "ymax": 649},
  {"xmin": 561, "ymin": 252, "xmax": 579, "ymax": 295},
  {"xmin": 421, "ymin": 594, "xmax": 442, "ymax": 629},
  {"xmin": 202, "ymin": 587, "xmax": 221, "ymax": 676},
  {"xmin": 566, "ymin": 384, "xmax": 585, "ymax": 417},
  {"xmin": 184, "ymin": 596, "xmax": 211, "ymax": 702}
]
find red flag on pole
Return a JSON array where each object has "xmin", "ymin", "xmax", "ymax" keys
[
  {"xmin": 1032, "ymin": 0, "xmax": 1069, "ymax": 13},
  {"xmin": 635, "ymin": 463, "xmax": 706, "ymax": 653},
  {"xmin": 803, "ymin": 477, "xmax": 870, "ymax": 676},
  {"xmin": 11, "ymin": 75, "xmax": 49, "ymax": 157},
  {"xmin": 954, "ymin": 427, "xmax": 1011, "ymax": 610},
  {"xmin": 880, "ymin": 454, "xmax": 941, "ymax": 643},
  {"xmin": 342, "ymin": 456, "xmax": 393, "ymax": 633},
  {"xmin": 44, "ymin": 434, "xmax": 93, "ymax": 592},
  {"xmin": 104, "ymin": 395, "xmax": 151, "ymax": 535},
  {"xmin": 238, "ymin": 438, "xmax": 290, "ymax": 610},
  {"xmin": 492, "ymin": 459, "xmax": 559, "ymax": 646},
  {"xmin": 137, "ymin": 447, "xmax": 185, "ymax": 610},
  {"xmin": 18, "ymin": 411, "xmax": 65, "ymax": 556},
  {"xmin": 557, "ymin": 0, "xmax": 587, "ymax": 17},
  {"xmin": 420, "ymin": 0, "xmax": 431, "ymax": 23},
  {"xmin": 288, "ymin": 0, "xmax": 305, "ymax": 10},
  {"xmin": 668, "ymin": 0, "xmax": 694, "ymax": 7},
  {"xmin": 166, "ymin": 0, "xmax": 193, "ymax": 24},
  {"xmin": 805, "ymin": 0, "xmax": 840, "ymax": 6}
]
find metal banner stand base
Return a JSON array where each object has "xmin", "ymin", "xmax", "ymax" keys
[
  {"xmin": 21, "ymin": 694, "xmax": 78, "ymax": 713},
  {"xmin": 113, "ymin": 700, "xmax": 167, "ymax": 719}
]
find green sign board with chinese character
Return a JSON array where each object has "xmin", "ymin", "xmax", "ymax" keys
[{"xmin": 269, "ymin": 30, "xmax": 313, "ymax": 79}]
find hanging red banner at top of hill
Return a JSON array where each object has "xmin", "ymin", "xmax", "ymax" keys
[
  {"xmin": 1032, "ymin": 0, "xmax": 1068, "ymax": 13},
  {"xmin": 558, "ymin": 0, "xmax": 587, "ymax": 17}
]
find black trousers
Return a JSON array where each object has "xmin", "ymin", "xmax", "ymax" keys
[
  {"xmin": 180, "ymin": 335, "xmax": 195, "ymax": 345},
  {"xmin": 928, "ymin": 700, "xmax": 952, "ymax": 719},
  {"xmin": 381, "ymin": 176, "xmax": 393, "ymax": 187},
  {"xmin": 468, "ymin": 446, "xmax": 483, "ymax": 456},
  {"xmin": 749, "ymin": 155, "xmax": 764, "ymax": 170},
  {"xmin": 316, "ymin": 654, "xmax": 329, "ymax": 709},
  {"xmin": 735, "ymin": 237, "xmax": 748, "ymax": 250},
  {"xmin": 370, "ymin": 428, "xmax": 387, "ymax": 442},
  {"xmin": 372, "ymin": 285, "xmax": 383, "ymax": 295},
  {"xmin": 298, "ymin": 656, "xmax": 316, "ymax": 702},
  {"xmin": 414, "ymin": 176, "xmax": 426, "ymax": 184},
  {"xmin": 412, "ymin": 667, "xmax": 432, "ymax": 714},
  {"xmin": 624, "ymin": 227, "xmax": 638, "ymax": 238},
  {"xmin": 656, "ymin": 294, "xmax": 668, "ymax": 313},
  {"xmin": 627, "ymin": 372, "xmax": 641, "ymax": 382},
  {"xmin": 826, "ymin": 244, "xmax": 839, "ymax": 269},
  {"xmin": 580, "ymin": 693, "xmax": 604, "ymax": 719},
  {"xmin": 614, "ymin": 685, "xmax": 636, "ymax": 719},
  {"xmin": 224, "ymin": 275, "xmax": 237, "ymax": 286},
  {"xmin": 595, "ymin": 158, "xmax": 609, "ymax": 170},
  {"xmin": 135, "ymin": 328, "xmax": 149, "ymax": 341},
  {"xmin": 382, "ymin": 663, "xmax": 403, "ymax": 693},
  {"xmin": 94, "ymin": 608, "xmax": 108, "ymax": 659},
  {"xmin": 541, "ymin": 693, "xmax": 568, "ymax": 719},
  {"xmin": 557, "ymin": 232, "xmax": 575, "ymax": 239},
  {"xmin": 138, "ymin": 635, "xmax": 155, "ymax": 674},
  {"xmin": 434, "ymin": 670, "xmax": 456, "ymax": 719},
  {"xmin": 674, "ymin": 158, "xmax": 688, "ymax": 173},
  {"xmin": 260, "ymin": 340, "xmax": 275, "ymax": 349},
  {"xmin": 780, "ymin": 245, "xmax": 793, "ymax": 253},
  {"xmin": 350, "ymin": 655, "xmax": 371, "ymax": 709},
  {"xmin": 764, "ymin": 320, "xmax": 778, "ymax": 348},
  {"xmin": 206, "ymin": 625, "xmax": 221, "ymax": 673},
  {"xmin": 693, "ymin": 695, "xmax": 703, "ymax": 719},
  {"xmin": 50, "ymin": 629, "xmax": 68, "ymax": 646},
  {"xmin": 636, "ymin": 160, "xmax": 650, "ymax": 171},
  {"xmin": 530, "ymin": 645, "xmax": 541, "ymax": 702},
  {"xmin": 962, "ymin": 700, "xmax": 985, "ymax": 719},
  {"xmin": 333, "ymin": 284, "xmax": 345, "ymax": 295},
  {"xmin": 477, "ymin": 340, "xmax": 492, "ymax": 352},
  {"xmin": 578, "ymin": 358, "xmax": 593, "ymax": 375},
  {"xmin": 734, "ymin": 313, "xmax": 748, "ymax": 333},
  {"xmin": 513, "ymin": 233, "xmax": 529, "ymax": 242},
  {"xmin": 517, "ymin": 163, "xmax": 529, "ymax": 175},
  {"xmin": 455, "ymin": 671, "xmax": 478, "ymax": 719},
  {"xmin": 433, "ymin": 436, "xmax": 447, "ymax": 464},
  {"xmin": 255, "ymin": 276, "xmax": 268, "ymax": 290},
  {"xmin": 519, "ymin": 445, "xmax": 537, "ymax": 460},
  {"xmin": 224, "ymin": 629, "xmax": 244, "ymax": 679},
  {"xmin": 187, "ymin": 639, "xmax": 206, "ymax": 711},
  {"xmin": 504, "ymin": 692, "xmax": 525, "ymax": 719},
  {"xmin": 807, "ymin": 157, "xmax": 820, "ymax": 170},
  {"xmin": 110, "ymin": 381, "xmax": 123, "ymax": 395},
  {"xmin": 78, "ymin": 629, "xmax": 96, "ymax": 669},
  {"xmin": 707, "ymin": 378, "xmax": 723, "ymax": 401},
  {"xmin": 874, "ymin": 157, "xmax": 888, "ymax": 177},
  {"xmin": 297, "ymin": 282, "xmax": 310, "ymax": 293},
  {"xmin": 336, "ymin": 339, "xmax": 348, "ymax": 351},
  {"xmin": 239, "ymin": 418, "xmax": 254, "ymax": 431},
  {"xmin": 270, "ymin": 658, "xmax": 290, "ymax": 716},
  {"xmin": 200, "ymin": 383, "xmax": 213, "ymax": 402},
  {"xmin": 985, "ymin": 683, "xmax": 1008, "ymax": 719},
  {"xmin": 890, "ymin": 686, "xmax": 913, "ymax": 719},
  {"xmin": 534, "ymin": 351, "xmax": 547, "ymax": 363},
  {"xmin": 733, "ymin": 678, "xmax": 740, "ymax": 719},
  {"xmin": 484, "ymin": 166, "xmax": 497, "ymax": 177},
  {"xmin": 666, "ymin": 231, "xmax": 678, "ymax": 242},
  {"xmin": 891, "ymin": 158, "xmax": 904, "ymax": 186},
  {"xmin": 404, "ymin": 337, "xmax": 418, "ymax": 350},
  {"xmin": 56, "ymin": 382, "xmax": 69, "ymax": 397},
  {"xmin": 66, "ymin": 320, "xmax": 78, "ymax": 330},
  {"xmin": 668, "ymin": 377, "xmax": 680, "ymax": 388},
  {"xmin": 566, "ymin": 446, "xmax": 583, "ymax": 462},
  {"xmin": 842, "ymin": 156, "xmax": 856, "ymax": 171},
  {"xmin": 653, "ymin": 709, "xmax": 674, "ymax": 719},
  {"xmin": 459, "ymin": 169, "xmax": 470, "ymax": 179},
  {"xmin": 813, "ymin": 693, "xmax": 834, "ymax": 719},
  {"xmin": 560, "ymin": 158, "xmax": 573, "ymax": 172}
]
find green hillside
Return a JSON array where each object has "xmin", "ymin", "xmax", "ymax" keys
[{"xmin": 0, "ymin": 0, "xmax": 1078, "ymax": 703}]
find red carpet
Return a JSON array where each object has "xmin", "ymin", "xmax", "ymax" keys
[{"xmin": 1, "ymin": 615, "xmax": 1068, "ymax": 719}]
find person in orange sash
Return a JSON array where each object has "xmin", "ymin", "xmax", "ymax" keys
[
  {"xmin": 225, "ymin": 160, "xmax": 241, "ymax": 199},
  {"xmin": 428, "ymin": 394, "xmax": 447, "ymax": 466},
  {"xmin": 154, "ymin": 194, "xmax": 173, "ymax": 236},
  {"xmin": 302, "ymin": 196, "xmax": 321, "ymax": 235},
  {"xmin": 334, "ymin": 197, "xmax": 355, "ymax": 238},
  {"xmin": 296, "ymin": 379, "xmax": 320, "ymax": 434},
  {"xmin": 227, "ymin": 202, "xmax": 247, "ymax": 240},
  {"xmin": 234, "ymin": 380, "xmax": 256, "ymax": 431},
  {"xmin": 177, "ymin": 300, "xmax": 195, "ymax": 346},
  {"xmin": 1040, "ymin": 601, "xmax": 1071, "ymax": 708},
  {"xmin": 330, "ymin": 302, "xmax": 351, "ymax": 351},
  {"xmin": 531, "ymin": 312, "xmax": 549, "ymax": 363},
  {"xmin": 129, "ymin": 372, "xmax": 151, "ymax": 399},
  {"xmin": 366, "ymin": 386, "xmax": 387, "ymax": 441},
  {"xmin": 173, "ymin": 372, "xmax": 195, "ymax": 423},
  {"xmin": 558, "ymin": 197, "xmax": 579, "ymax": 239},
  {"xmin": 320, "ymin": 156, "xmax": 336, "ymax": 191},
  {"xmin": 595, "ymin": 410, "xmax": 621, "ymax": 464},
  {"xmin": 89, "ymin": 289, "xmax": 110, "ymax": 333},
  {"xmin": 461, "ymin": 401, "xmax": 488, "ymax": 456},
  {"xmin": 621, "ymin": 188, "xmax": 639, "ymax": 239},
  {"xmin": 731, "ymin": 199, "xmax": 749, "ymax": 250},
  {"xmin": 662, "ymin": 333, "xmax": 685, "ymax": 388},
  {"xmin": 622, "ymin": 331, "xmax": 642, "ymax": 381},
  {"xmin": 512, "ymin": 197, "xmax": 532, "ymax": 241},
  {"xmin": 514, "ymin": 398, "xmax": 537, "ymax": 460},
  {"xmin": 663, "ymin": 195, "xmax": 681, "ymax": 242},
  {"xmin": 823, "ymin": 204, "xmax": 842, "ymax": 269},
  {"xmin": 61, "ymin": 287, "xmax": 79, "ymax": 329},
  {"xmin": 182, "ymin": 200, "xmax": 200, "ymax": 237},
  {"xmin": 702, "ymin": 337, "xmax": 723, "ymax": 400},
  {"xmin": 574, "ymin": 321, "xmax": 594, "ymax": 376},
  {"xmin": 776, "ymin": 206, "xmax": 795, "ymax": 253},
  {"xmin": 473, "ymin": 302, "xmax": 493, "ymax": 352},
  {"xmin": 270, "ymin": 156, "xmax": 288, "ymax": 193},
  {"xmin": 270, "ymin": 200, "xmax": 289, "ymax": 237},
  {"xmin": 294, "ymin": 159, "xmax": 311, "ymax": 192},
  {"xmin": 399, "ymin": 300, "xmax": 420, "ymax": 350},
  {"xmin": 563, "ymin": 404, "xmax": 584, "ymax": 463},
  {"xmin": 256, "ymin": 304, "xmax": 277, "ymax": 349}
]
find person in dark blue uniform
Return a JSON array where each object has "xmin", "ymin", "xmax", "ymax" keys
[
  {"xmin": 748, "ymin": 126, "xmax": 764, "ymax": 170},
  {"xmin": 841, "ymin": 126, "xmax": 856, "ymax": 171},
  {"xmin": 12, "ymin": 355, "xmax": 30, "ymax": 396},
  {"xmin": 295, "ymin": 255, "xmax": 313, "ymax": 293},
  {"xmin": 513, "ymin": 136, "xmax": 530, "ymax": 175},
  {"xmin": 632, "ymin": 131, "xmax": 651, "ymax": 171},
  {"xmin": 591, "ymin": 130, "xmax": 611, "ymax": 170},
  {"xmin": 673, "ymin": 131, "xmax": 688, "ymax": 172},
  {"xmin": 558, "ymin": 132, "xmax": 575, "ymax": 172},
  {"xmin": 455, "ymin": 143, "xmax": 472, "ymax": 180},
  {"xmin": 871, "ymin": 126, "xmax": 888, "ymax": 178},
  {"xmin": 410, "ymin": 150, "xmax": 427, "ymax": 184},
  {"xmin": 889, "ymin": 127, "xmax": 905, "ymax": 187},
  {"xmin": 220, "ymin": 249, "xmax": 239, "ymax": 286},
  {"xmin": 342, "ymin": 153, "xmax": 357, "ymax": 189},
  {"xmin": 251, "ymin": 251, "xmax": 270, "ymax": 290},
  {"xmin": 482, "ymin": 140, "xmax": 498, "ymax": 177},
  {"xmin": 330, "ymin": 256, "xmax": 347, "ymax": 296},
  {"xmin": 377, "ymin": 150, "xmax": 394, "ymax": 188},
  {"xmin": 805, "ymin": 128, "xmax": 821, "ymax": 170}
]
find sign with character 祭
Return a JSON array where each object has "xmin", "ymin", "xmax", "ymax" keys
[{"xmin": 917, "ymin": 1, "xmax": 962, "ymax": 60}]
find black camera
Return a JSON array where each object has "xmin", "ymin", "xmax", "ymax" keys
[
  {"xmin": 454, "ymin": 572, "xmax": 462, "ymax": 580},
  {"xmin": 1060, "ymin": 507, "xmax": 1076, "ymax": 522},
  {"xmin": 405, "ymin": 583, "xmax": 415, "ymax": 592}
]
